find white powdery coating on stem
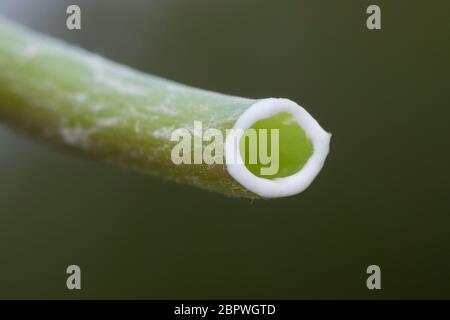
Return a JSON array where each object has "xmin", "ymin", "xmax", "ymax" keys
[
  {"xmin": 151, "ymin": 126, "xmax": 175, "ymax": 139},
  {"xmin": 225, "ymin": 98, "xmax": 331, "ymax": 198}
]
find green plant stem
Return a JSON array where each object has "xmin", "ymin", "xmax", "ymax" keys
[{"xmin": 0, "ymin": 17, "xmax": 329, "ymax": 199}]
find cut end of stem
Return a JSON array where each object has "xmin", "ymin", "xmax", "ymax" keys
[{"xmin": 225, "ymin": 98, "xmax": 331, "ymax": 199}]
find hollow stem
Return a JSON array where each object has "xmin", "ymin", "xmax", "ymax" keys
[{"xmin": 0, "ymin": 17, "xmax": 330, "ymax": 199}]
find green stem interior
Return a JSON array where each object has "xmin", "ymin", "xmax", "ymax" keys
[{"xmin": 239, "ymin": 112, "xmax": 313, "ymax": 179}]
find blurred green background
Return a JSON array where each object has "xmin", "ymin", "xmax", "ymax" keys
[{"xmin": 0, "ymin": 0, "xmax": 449, "ymax": 299}]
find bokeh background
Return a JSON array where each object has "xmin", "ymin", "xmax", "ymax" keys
[{"xmin": 0, "ymin": 0, "xmax": 449, "ymax": 299}]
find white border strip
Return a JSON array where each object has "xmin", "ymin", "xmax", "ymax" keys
[{"xmin": 225, "ymin": 98, "xmax": 331, "ymax": 198}]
